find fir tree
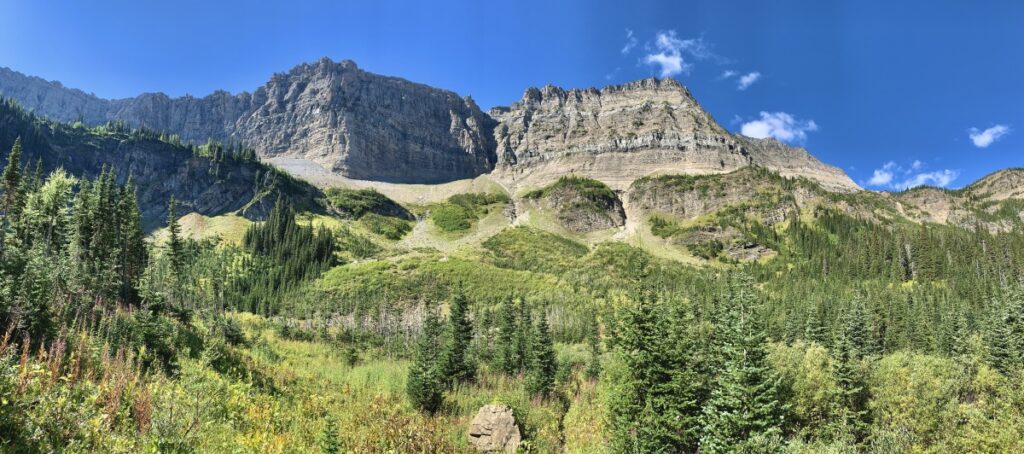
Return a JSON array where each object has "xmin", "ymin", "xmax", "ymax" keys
[
  {"xmin": 407, "ymin": 311, "xmax": 444, "ymax": 413},
  {"xmin": 441, "ymin": 289, "xmax": 475, "ymax": 384},
  {"xmin": 527, "ymin": 311, "xmax": 557, "ymax": 397},
  {"xmin": 700, "ymin": 276, "xmax": 785, "ymax": 453},
  {"xmin": 496, "ymin": 297, "xmax": 519, "ymax": 375},
  {"xmin": 1, "ymin": 137, "xmax": 24, "ymax": 219},
  {"xmin": 320, "ymin": 415, "xmax": 341, "ymax": 454},
  {"xmin": 166, "ymin": 195, "xmax": 185, "ymax": 278}
]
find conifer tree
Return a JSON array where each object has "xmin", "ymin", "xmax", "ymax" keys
[
  {"xmin": 441, "ymin": 289, "xmax": 475, "ymax": 384},
  {"xmin": 527, "ymin": 312, "xmax": 557, "ymax": 397},
  {"xmin": 1, "ymin": 137, "xmax": 24, "ymax": 219},
  {"xmin": 166, "ymin": 195, "xmax": 185, "ymax": 278},
  {"xmin": 320, "ymin": 415, "xmax": 340, "ymax": 454},
  {"xmin": 496, "ymin": 297, "xmax": 519, "ymax": 375},
  {"xmin": 700, "ymin": 275, "xmax": 785, "ymax": 453},
  {"xmin": 408, "ymin": 311, "xmax": 444, "ymax": 413}
]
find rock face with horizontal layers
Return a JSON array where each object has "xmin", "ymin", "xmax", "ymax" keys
[
  {"xmin": 468, "ymin": 404, "xmax": 521, "ymax": 453},
  {"xmin": 0, "ymin": 60, "xmax": 858, "ymax": 191},
  {"xmin": 489, "ymin": 78, "xmax": 859, "ymax": 192},
  {"xmin": 0, "ymin": 59, "xmax": 498, "ymax": 184}
]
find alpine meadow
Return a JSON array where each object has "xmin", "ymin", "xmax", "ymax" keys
[{"xmin": 2, "ymin": 1, "xmax": 1024, "ymax": 452}]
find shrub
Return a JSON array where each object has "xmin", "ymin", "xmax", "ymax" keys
[{"xmin": 361, "ymin": 213, "xmax": 411, "ymax": 240}]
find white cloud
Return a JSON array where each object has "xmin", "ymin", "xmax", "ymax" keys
[
  {"xmin": 737, "ymin": 71, "xmax": 761, "ymax": 90},
  {"xmin": 864, "ymin": 161, "xmax": 959, "ymax": 190},
  {"xmin": 641, "ymin": 31, "xmax": 712, "ymax": 77},
  {"xmin": 868, "ymin": 161, "xmax": 897, "ymax": 186},
  {"xmin": 896, "ymin": 170, "xmax": 959, "ymax": 189},
  {"xmin": 969, "ymin": 125, "xmax": 1010, "ymax": 148},
  {"xmin": 721, "ymin": 70, "xmax": 738, "ymax": 79},
  {"xmin": 740, "ymin": 111, "xmax": 818, "ymax": 143},
  {"xmin": 621, "ymin": 29, "xmax": 638, "ymax": 55}
]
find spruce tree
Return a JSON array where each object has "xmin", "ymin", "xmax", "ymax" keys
[
  {"xmin": 166, "ymin": 195, "xmax": 185, "ymax": 278},
  {"xmin": 1, "ymin": 137, "xmax": 24, "ymax": 219},
  {"xmin": 700, "ymin": 275, "xmax": 785, "ymax": 453},
  {"xmin": 496, "ymin": 297, "xmax": 519, "ymax": 375},
  {"xmin": 527, "ymin": 312, "xmax": 557, "ymax": 397},
  {"xmin": 441, "ymin": 289, "xmax": 475, "ymax": 384},
  {"xmin": 407, "ymin": 311, "xmax": 444, "ymax": 413},
  {"xmin": 320, "ymin": 415, "xmax": 341, "ymax": 454}
]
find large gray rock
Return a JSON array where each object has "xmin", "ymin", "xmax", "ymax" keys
[{"xmin": 468, "ymin": 404, "xmax": 521, "ymax": 453}]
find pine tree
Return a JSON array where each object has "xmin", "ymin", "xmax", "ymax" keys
[
  {"xmin": 320, "ymin": 415, "xmax": 341, "ymax": 454},
  {"xmin": 700, "ymin": 275, "xmax": 785, "ymax": 453},
  {"xmin": 527, "ymin": 312, "xmax": 557, "ymax": 397},
  {"xmin": 408, "ymin": 311, "xmax": 444, "ymax": 413},
  {"xmin": 607, "ymin": 297, "xmax": 705, "ymax": 453},
  {"xmin": 496, "ymin": 297, "xmax": 519, "ymax": 375},
  {"xmin": 166, "ymin": 195, "xmax": 185, "ymax": 278},
  {"xmin": 1, "ymin": 137, "xmax": 24, "ymax": 219},
  {"xmin": 831, "ymin": 330, "xmax": 869, "ymax": 443},
  {"xmin": 516, "ymin": 298, "xmax": 533, "ymax": 372},
  {"xmin": 441, "ymin": 289, "xmax": 475, "ymax": 384}
]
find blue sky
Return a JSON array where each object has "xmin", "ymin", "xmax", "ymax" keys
[{"xmin": 1, "ymin": 0, "xmax": 1021, "ymax": 189}]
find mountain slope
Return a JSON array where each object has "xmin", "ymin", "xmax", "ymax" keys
[
  {"xmin": 0, "ymin": 98, "xmax": 325, "ymax": 230},
  {"xmin": 0, "ymin": 59, "xmax": 498, "ymax": 184}
]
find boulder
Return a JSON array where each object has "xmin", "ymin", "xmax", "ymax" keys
[{"xmin": 468, "ymin": 404, "xmax": 521, "ymax": 453}]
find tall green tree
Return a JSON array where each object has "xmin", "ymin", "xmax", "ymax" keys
[
  {"xmin": 700, "ymin": 276, "xmax": 785, "ymax": 453},
  {"xmin": 408, "ymin": 311, "xmax": 444, "ymax": 413},
  {"xmin": 527, "ymin": 312, "xmax": 557, "ymax": 397},
  {"xmin": 441, "ymin": 289, "xmax": 475, "ymax": 384},
  {"xmin": 166, "ymin": 195, "xmax": 184, "ymax": 278},
  {"xmin": 496, "ymin": 297, "xmax": 519, "ymax": 375}
]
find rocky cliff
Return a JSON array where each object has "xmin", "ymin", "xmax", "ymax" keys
[
  {"xmin": 0, "ymin": 59, "xmax": 497, "ymax": 184},
  {"xmin": 489, "ymin": 78, "xmax": 859, "ymax": 192},
  {"xmin": 1, "ymin": 60, "xmax": 858, "ymax": 191},
  {"xmin": 0, "ymin": 100, "xmax": 324, "ymax": 230}
]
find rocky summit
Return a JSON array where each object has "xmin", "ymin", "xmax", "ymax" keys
[
  {"xmin": 490, "ymin": 78, "xmax": 858, "ymax": 192},
  {"xmin": 0, "ymin": 58, "xmax": 858, "ymax": 191}
]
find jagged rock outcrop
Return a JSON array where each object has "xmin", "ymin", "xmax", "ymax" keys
[
  {"xmin": 467, "ymin": 404, "xmax": 521, "ymax": 453},
  {"xmin": 490, "ymin": 78, "xmax": 859, "ymax": 192},
  {"xmin": 0, "ymin": 59, "xmax": 497, "ymax": 183},
  {"xmin": 524, "ymin": 176, "xmax": 626, "ymax": 233}
]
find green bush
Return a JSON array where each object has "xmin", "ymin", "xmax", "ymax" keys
[
  {"xmin": 325, "ymin": 188, "xmax": 410, "ymax": 219},
  {"xmin": 482, "ymin": 226, "xmax": 589, "ymax": 274},
  {"xmin": 429, "ymin": 203, "xmax": 476, "ymax": 231},
  {"xmin": 361, "ymin": 213, "xmax": 412, "ymax": 240}
]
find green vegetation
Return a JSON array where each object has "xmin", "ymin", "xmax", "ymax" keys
[
  {"xmin": 524, "ymin": 175, "xmax": 619, "ymax": 214},
  {"xmin": 482, "ymin": 226, "xmax": 589, "ymax": 274},
  {"xmin": 429, "ymin": 192, "xmax": 508, "ymax": 232},
  {"xmin": 8, "ymin": 130, "xmax": 1024, "ymax": 452},
  {"xmin": 360, "ymin": 212, "xmax": 412, "ymax": 240},
  {"xmin": 325, "ymin": 187, "xmax": 410, "ymax": 220}
]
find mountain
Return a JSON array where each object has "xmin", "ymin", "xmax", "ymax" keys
[
  {"xmin": 490, "ymin": 78, "xmax": 859, "ymax": 192},
  {"xmin": 0, "ymin": 59, "xmax": 497, "ymax": 184},
  {"xmin": 0, "ymin": 99, "xmax": 325, "ymax": 230},
  {"xmin": 1, "ymin": 59, "xmax": 856, "ymax": 192}
]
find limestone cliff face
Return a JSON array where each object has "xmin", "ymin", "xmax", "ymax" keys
[
  {"xmin": 0, "ymin": 59, "xmax": 498, "ymax": 184},
  {"xmin": 1, "ymin": 61, "xmax": 857, "ymax": 191},
  {"xmin": 489, "ymin": 78, "xmax": 859, "ymax": 192}
]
